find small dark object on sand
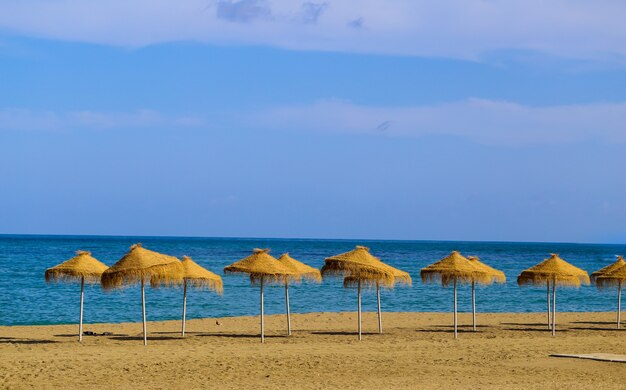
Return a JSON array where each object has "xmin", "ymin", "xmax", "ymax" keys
[{"xmin": 82, "ymin": 331, "xmax": 113, "ymax": 336}]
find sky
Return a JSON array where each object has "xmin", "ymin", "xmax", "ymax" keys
[{"xmin": 1, "ymin": 0, "xmax": 626, "ymax": 243}]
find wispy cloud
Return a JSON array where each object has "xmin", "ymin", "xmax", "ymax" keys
[
  {"xmin": 0, "ymin": 109, "xmax": 204, "ymax": 132},
  {"xmin": 253, "ymin": 99, "xmax": 626, "ymax": 145},
  {"xmin": 216, "ymin": 0, "xmax": 272, "ymax": 23},
  {"xmin": 3, "ymin": 100, "xmax": 626, "ymax": 145},
  {"xmin": 347, "ymin": 17, "xmax": 364, "ymax": 30},
  {"xmin": 300, "ymin": 2, "xmax": 328, "ymax": 24},
  {"xmin": 0, "ymin": 1, "xmax": 624, "ymax": 63}
]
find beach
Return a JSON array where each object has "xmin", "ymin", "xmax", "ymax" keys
[{"xmin": 2, "ymin": 311, "xmax": 626, "ymax": 389}]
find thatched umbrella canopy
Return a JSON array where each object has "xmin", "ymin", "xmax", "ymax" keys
[
  {"xmin": 101, "ymin": 244, "xmax": 183, "ymax": 289},
  {"xmin": 421, "ymin": 251, "xmax": 487, "ymax": 339},
  {"xmin": 172, "ymin": 256, "xmax": 223, "ymax": 337},
  {"xmin": 344, "ymin": 260, "xmax": 412, "ymax": 335},
  {"xmin": 467, "ymin": 256, "xmax": 506, "ymax": 332},
  {"xmin": 467, "ymin": 256, "xmax": 506, "ymax": 284},
  {"xmin": 594, "ymin": 256, "xmax": 626, "ymax": 329},
  {"xmin": 45, "ymin": 250, "xmax": 108, "ymax": 283},
  {"xmin": 596, "ymin": 259, "xmax": 626, "ymax": 289},
  {"xmin": 420, "ymin": 251, "xmax": 479, "ymax": 285},
  {"xmin": 278, "ymin": 253, "xmax": 321, "ymax": 282},
  {"xmin": 277, "ymin": 253, "xmax": 321, "ymax": 335},
  {"xmin": 224, "ymin": 248, "xmax": 296, "ymax": 343},
  {"xmin": 321, "ymin": 246, "xmax": 394, "ymax": 340},
  {"xmin": 348, "ymin": 260, "xmax": 412, "ymax": 286},
  {"xmin": 321, "ymin": 246, "xmax": 395, "ymax": 286},
  {"xmin": 224, "ymin": 248, "xmax": 294, "ymax": 284},
  {"xmin": 101, "ymin": 244, "xmax": 183, "ymax": 345},
  {"xmin": 517, "ymin": 254, "xmax": 590, "ymax": 336},
  {"xmin": 45, "ymin": 251, "xmax": 108, "ymax": 342},
  {"xmin": 517, "ymin": 254, "xmax": 589, "ymax": 286},
  {"xmin": 591, "ymin": 256, "xmax": 625, "ymax": 283}
]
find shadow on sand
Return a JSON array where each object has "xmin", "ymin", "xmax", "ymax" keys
[
  {"xmin": 0, "ymin": 337, "xmax": 58, "ymax": 345},
  {"xmin": 53, "ymin": 333, "xmax": 125, "ymax": 338},
  {"xmin": 502, "ymin": 327, "xmax": 568, "ymax": 332},
  {"xmin": 108, "ymin": 335, "xmax": 182, "ymax": 341},
  {"xmin": 311, "ymin": 331, "xmax": 379, "ymax": 336},
  {"xmin": 431, "ymin": 324, "xmax": 490, "ymax": 329},
  {"xmin": 414, "ymin": 328, "xmax": 476, "ymax": 334},
  {"xmin": 500, "ymin": 322, "xmax": 550, "ymax": 326},
  {"xmin": 152, "ymin": 331, "xmax": 203, "ymax": 335},
  {"xmin": 196, "ymin": 333, "xmax": 288, "ymax": 339},
  {"xmin": 570, "ymin": 321, "xmax": 618, "ymax": 325},
  {"xmin": 569, "ymin": 327, "xmax": 623, "ymax": 332}
]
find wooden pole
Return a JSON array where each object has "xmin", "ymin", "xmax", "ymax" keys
[
  {"xmin": 547, "ymin": 280, "xmax": 551, "ymax": 330},
  {"xmin": 141, "ymin": 278, "xmax": 147, "ymax": 346},
  {"xmin": 471, "ymin": 280, "xmax": 476, "ymax": 332},
  {"xmin": 552, "ymin": 278, "xmax": 556, "ymax": 336},
  {"xmin": 358, "ymin": 279, "xmax": 362, "ymax": 341},
  {"xmin": 453, "ymin": 278, "xmax": 458, "ymax": 339},
  {"xmin": 618, "ymin": 281, "xmax": 622, "ymax": 329},
  {"xmin": 181, "ymin": 279, "xmax": 187, "ymax": 337},
  {"xmin": 285, "ymin": 280, "xmax": 291, "ymax": 336},
  {"xmin": 260, "ymin": 276, "xmax": 265, "ymax": 343},
  {"xmin": 79, "ymin": 276, "xmax": 84, "ymax": 342},
  {"xmin": 377, "ymin": 282, "xmax": 382, "ymax": 335}
]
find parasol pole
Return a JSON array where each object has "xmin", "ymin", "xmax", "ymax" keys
[
  {"xmin": 285, "ymin": 280, "xmax": 291, "ymax": 336},
  {"xmin": 471, "ymin": 280, "xmax": 476, "ymax": 332},
  {"xmin": 358, "ymin": 279, "xmax": 362, "ymax": 341},
  {"xmin": 78, "ymin": 276, "xmax": 84, "ymax": 342},
  {"xmin": 552, "ymin": 276, "xmax": 556, "ymax": 336},
  {"xmin": 618, "ymin": 281, "xmax": 622, "ymax": 329},
  {"xmin": 142, "ymin": 278, "xmax": 147, "ymax": 346},
  {"xmin": 547, "ymin": 280, "xmax": 551, "ymax": 330},
  {"xmin": 377, "ymin": 281, "xmax": 382, "ymax": 335},
  {"xmin": 260, "ymin": 276, "xmax": 265, "ymax": 343},
  {"xmin": 181, "ymin": 279, "xmax": 187, "ymax": 337},
  {"xmin": 453, "ymin": 277, "xmax": 458, "ymax": 339}
]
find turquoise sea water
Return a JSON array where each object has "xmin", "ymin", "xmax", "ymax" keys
[{"xmin": 1, "ymin": 235, "xmax": 625, "ymax": 326}]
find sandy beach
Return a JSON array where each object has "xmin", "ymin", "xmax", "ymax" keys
[{"xmin": 2, "ymin": 311, "xmax": 626, "ymax": 389}]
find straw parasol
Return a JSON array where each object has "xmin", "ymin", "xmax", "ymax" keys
[
  {"xmin": 277, "ymin": 253, "xmax": 321, "ymax": 335},
  {"xmin": 594, "ymin": 256, "xmax": 626, "ymax": 329},
  {"xmin": 467, "ymin": 256, "xmax": 506, "ymax": 332},
  {"xmin": 421, "ymin": 251, "xmax": 487, "ymax": 339},
  {"xmin": 101, "ymin": 244, "xmax": 183, "ymax": 345},
  {"xmin": 224, "ymin": 248, "xmax": 296, "ymax": 343},
  {"xmin": 591, "ymin": 255, "xmax": 625, "ymax": 283},
  {"xmin": 344, "ymin": 260, "xmax": 412, "ymax": 335},
  {"xmin": 321, "ymin": 246, "xmax": 394, "ymax": 340},
  {"xmin": 45, "ymin": 251, "xmax": 109, "ymax": 342},
  {"xmin": 517, "ymin": 254, "xmax": 589, "ymax": 336},
  {"xmin": 173, "ymin": 256, "xmax": 223, "ymax": 337}
]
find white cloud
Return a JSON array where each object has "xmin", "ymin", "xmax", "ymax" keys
[
  {"xmin": 0, "ymin": 108, "xmax": 204, "ymax": 131},
  {"xmin": 0, "ymin": 1, "xmax": 624, "ymax": 62},
  {"xmin": 3, "ymin": 100, "xmax": 626, "ymax": 145},
  {"xmin": 253, "ymin": 99, "xmax": 626, "ymax": 145}
]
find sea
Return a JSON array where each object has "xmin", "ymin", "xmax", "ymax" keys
[{"xmin": 1, "ymin": 235, "xmax": 625, "ymax": 326}]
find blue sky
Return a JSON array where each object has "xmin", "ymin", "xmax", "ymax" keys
[{"xmin": 1, "ymin": 1, "xmax": 626, "ymax": 243}]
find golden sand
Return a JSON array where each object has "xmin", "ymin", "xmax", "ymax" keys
[{"xmin": 2, "ymin": 311, "xmax": 626, "ymax": 389}]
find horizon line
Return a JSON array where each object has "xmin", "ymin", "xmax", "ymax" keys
[{"xmin": 1, "ymin": 232, "xmax": 624, "ymax": 247}]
